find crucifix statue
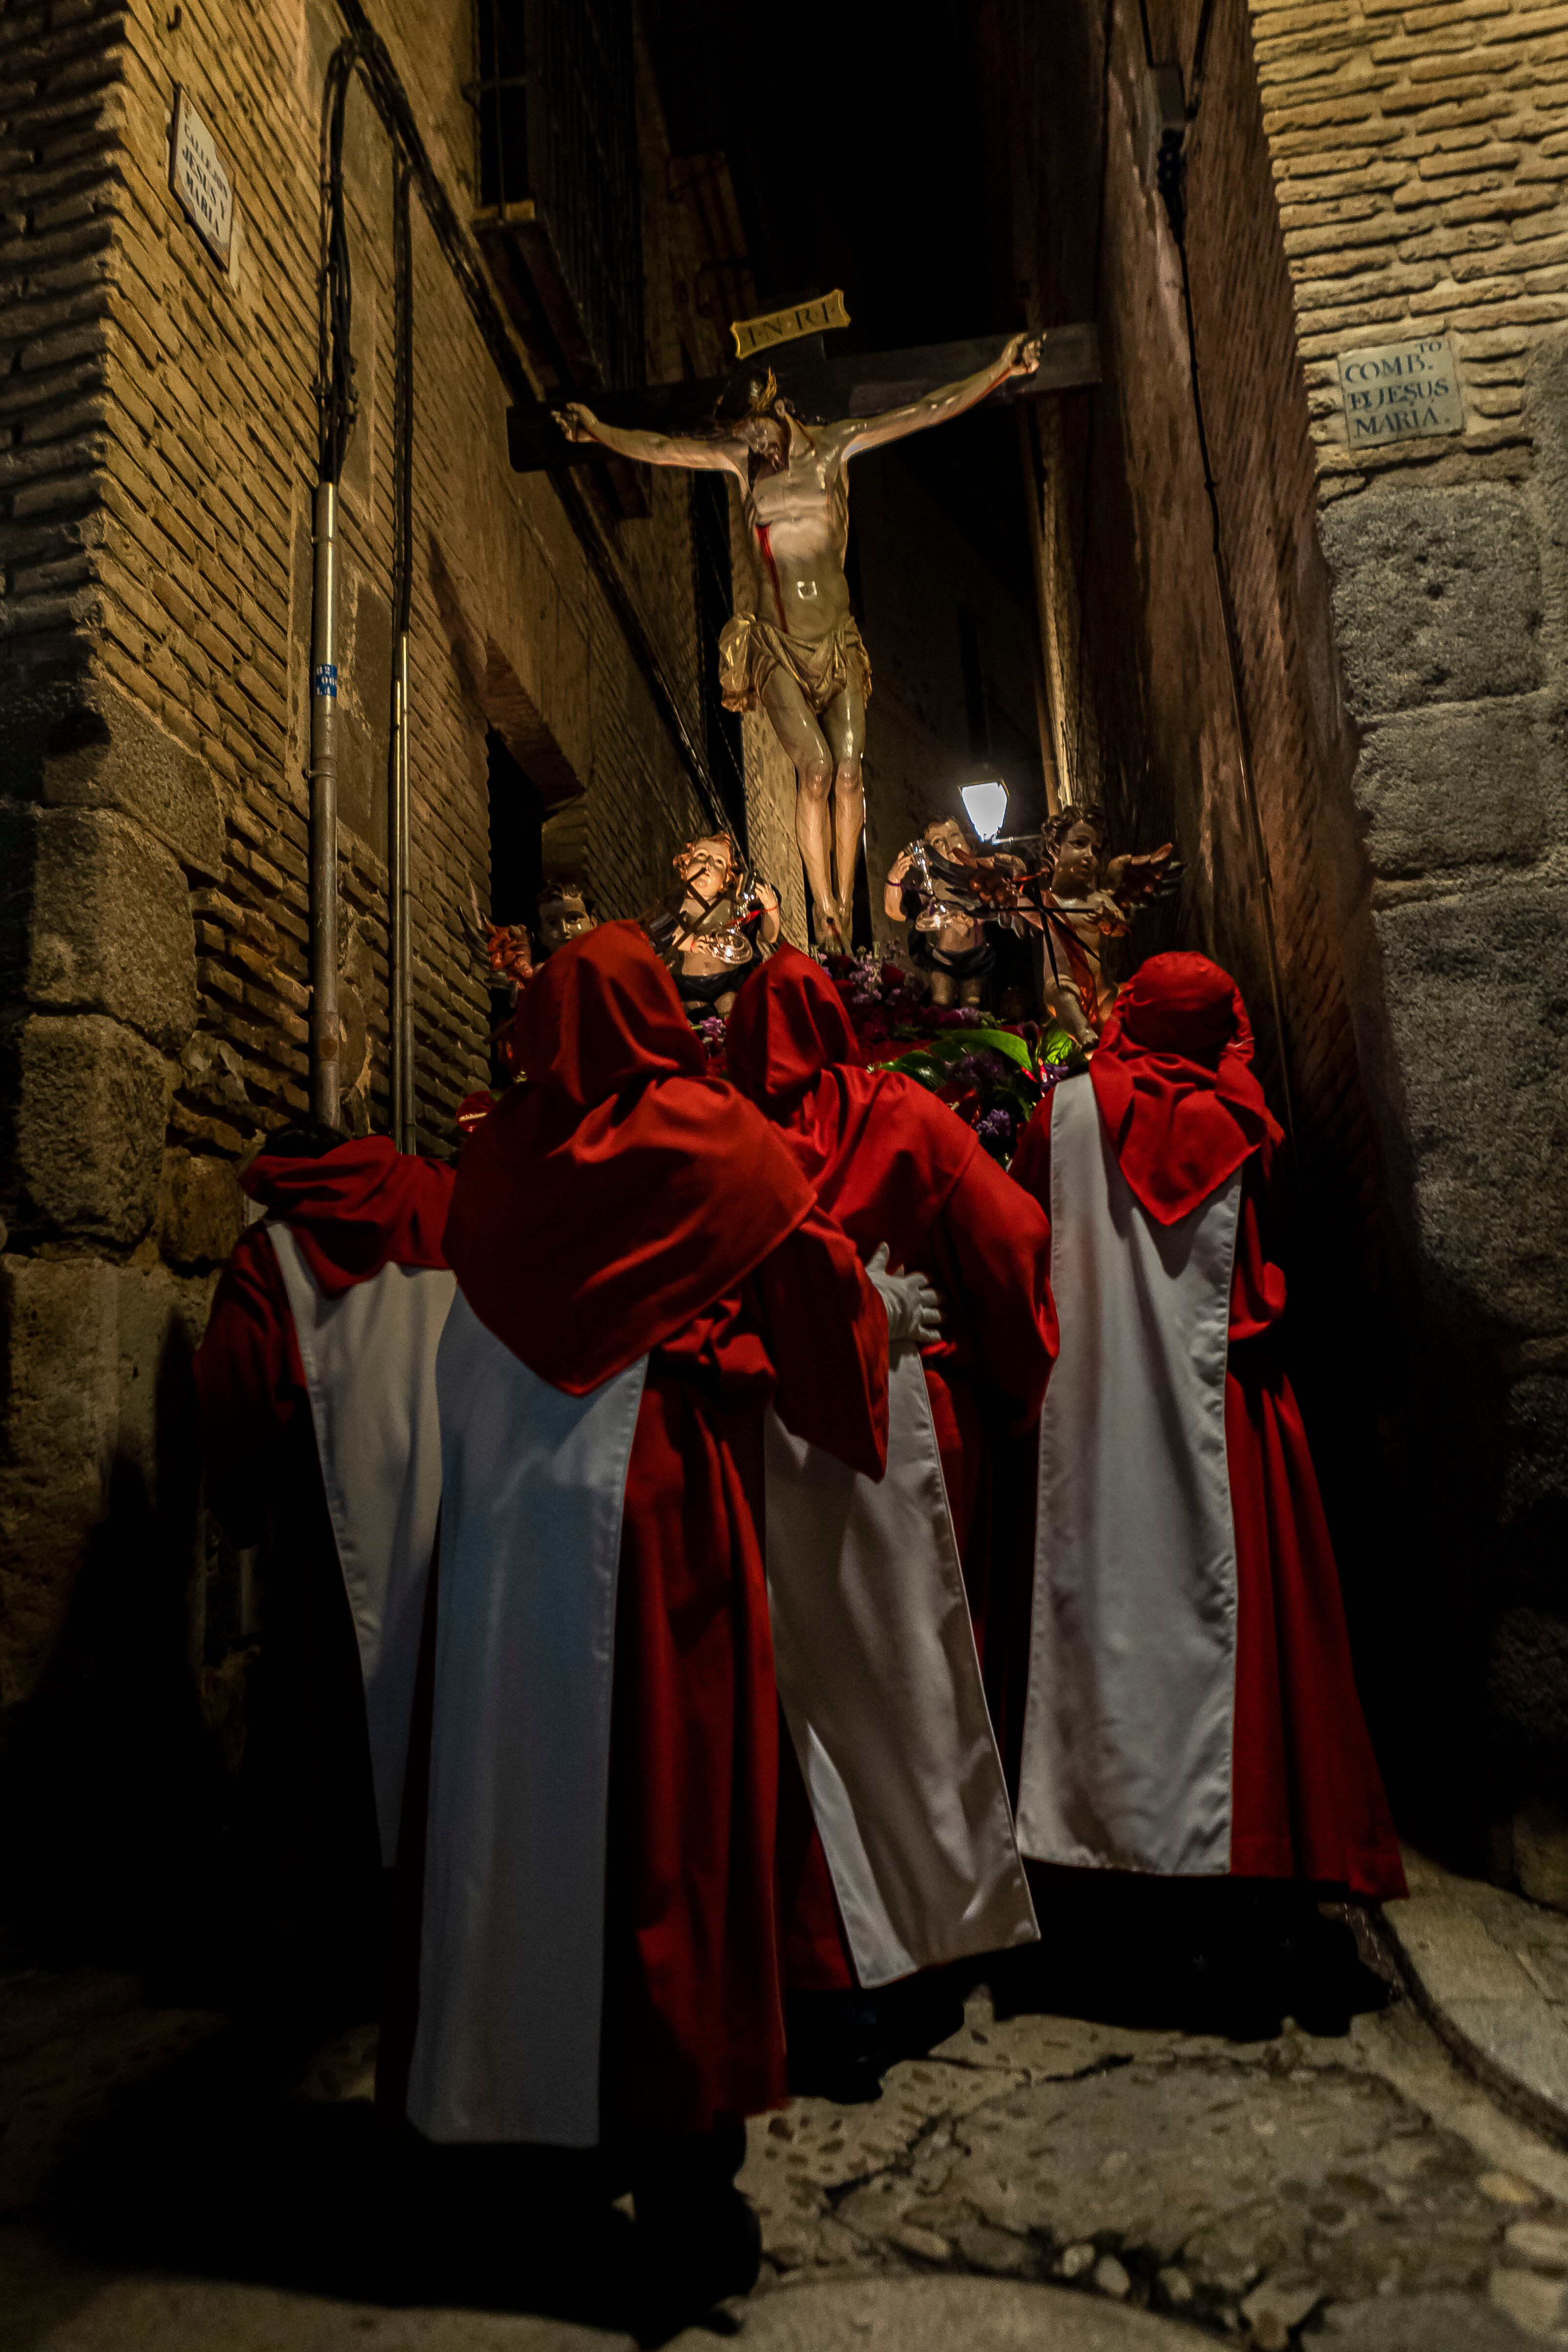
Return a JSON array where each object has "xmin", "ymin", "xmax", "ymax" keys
[{"xmin": 555, "ymin": 336, "xmax": 1042, "ymax": 950}]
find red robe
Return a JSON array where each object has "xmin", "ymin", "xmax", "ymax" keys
[
  {"xmin": 602, "ymin": 1217, "xmax": 887, "ymax": 2130},
  {"xmin": 1010, "ymin": 956, "xmax": 1404, "ymax": 1899},
  {"xmin": 382, "ymin": 925, "xmax": 890, "ymax": 2140},
  {"xmin": 726, "ymin": 946, "xmax": 1058, "ymax": 1986},
  {"xmin": 193, "ymin": 1137, "xmax": 455, "ymax": 1918}
]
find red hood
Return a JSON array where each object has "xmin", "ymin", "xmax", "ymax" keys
[
  {"xmin": 242, "ymin": 1133, "xmax": 454, "ymax": 1298},
  {"xmin": 727, "ymin": 945, "xmax": 979, "ymax": 1266},
  {"xmin": 725, "ymin": 943, "xmax": 867, "ymax": 1115},
  {"xmin": 1089, "ymin": 952, "xmax": 1282, "ymax": 1225},
  {"xmin": 446, "ymin": 923, "xmax": 815, "ymax": 1393}
]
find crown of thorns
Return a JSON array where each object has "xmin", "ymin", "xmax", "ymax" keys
[{"xmin": 713, "ymin": 366, "xmax": 781, "ymax": 424}]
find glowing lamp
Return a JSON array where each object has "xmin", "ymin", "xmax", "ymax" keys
[{"xmin": 960, "ymin": 780, "xmax": 1008, "ymax": 842}]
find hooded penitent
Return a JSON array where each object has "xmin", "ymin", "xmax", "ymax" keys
[
  {"xmin": 241, "ymin": 1131, "xmax": 455, "ymax": 1290},
  {"xmin": 391, "ymin": 922, "xmax": 893, "ymax": 2152},
  {"xmin": 195, "ymin": 1130, "xmax": 457, "ymax": 1875},
  {"xmin": 725, "ymin": 943, "xmax": 981, "ymax": 1265},
  {"xmin": 445, "ymin": 922, "xmax": 816, "ymax": 1393},
  {"xmin": 1010, "ymin": 953, "xmax": 1404, "ymax": 1900},
  {"xmin": 727, "ymin": 945, "xmax": 1054, "ymax": 1997},
  {"xmin": 1084, "ymin": 952, "xmax": 1282, "ymax": 1226},
  {"xmin": 727, "ymin": 945, "xmax": 1058, "ymax": 1561}
]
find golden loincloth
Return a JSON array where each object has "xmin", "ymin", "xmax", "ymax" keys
[{"xmin": 718, "ymin": 611, "xmax": 873, "ymax": 717}]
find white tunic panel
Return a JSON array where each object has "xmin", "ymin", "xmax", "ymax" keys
[
  {"xmin": 1015, "ymin": 1072, "xmax": 1242, "ymax": 1877},
  {"xmin": 765, "ymin": 1346, "xmax": 1038, "ymax": 1986},
  {"xmin": 268, "ymin": 1226, "xmax": 454, "ymax": 1866},
  {"xmin": 407, "ymin": 1291, "xmax": 647, "ymax": 2148}
]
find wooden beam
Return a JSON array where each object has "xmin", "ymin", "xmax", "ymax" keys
[{"xmin": 505, "ymin": 323, "xmax": 1102, "ymax": 473}]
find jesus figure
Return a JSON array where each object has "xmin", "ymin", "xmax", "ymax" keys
[{"xmin": 556, "ymin": 334, "xmax": 1041, "ymax": 948}]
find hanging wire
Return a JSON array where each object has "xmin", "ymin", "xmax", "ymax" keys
[{"xmin": 317, "ymin": 42, "xmax": 361, "ymax": 487}]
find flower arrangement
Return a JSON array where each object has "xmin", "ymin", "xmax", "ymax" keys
[
  {"xmin": 693, "ymin": 1014, "xmax": 729, "ymax": 1067},
  {"xmin": 821, "ymin": 954, "xmax": 1083, "ymax": 1163}
]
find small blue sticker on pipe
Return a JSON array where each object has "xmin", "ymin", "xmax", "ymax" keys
[{"xmin": 312, "ymin": 664, "xmax": 338, "ymax": 699}]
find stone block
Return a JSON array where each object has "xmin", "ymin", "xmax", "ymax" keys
[
  {"xmin": 2, "ymin": 1013, "xmax": 170, "ymax": 1246},
  {"xmin": 1502, "ymin": 1374, "xmax": 1568, "ymax": 1523},
  {"xmin": 1486, "ymin": 1609, "xmax": 1568, "ymax": 1788},
  {"xmin": 0, "ymin": 804, "xmax": 197, "ymax": 1051},
  {"xmin": 0, "ymin": 674, "xmax": 224, "ymax": 879},
  {"xmin": 180, "ymin": 1032, "xmax": 252, "ymax": 1118},
  {"xmin": 0, "ymin": 1253, "xmax": 119, "ymax": 1710},
  {"xmin": 1371, "ymin": 880, "xmax": 1568, "ymax": 1337},
  {"xmin": 157, "ymin": 1148, "xmax": 242, "ymax": 1271},
  {"xmin": 1490, "ymin": 2269, "xmax": 1568, "ymax": 2335},
  {"xmin": 1352, "ymin": 699, "xmax": 1550, "ymax": 876},
  {"xmin": 1511, "ymin": 1795, "xmax": 1568, "ymax": 1913},
  {"xmin": 1319, "ymin": 479, "xmax": 1542, "ymax": 717},
  {"xmin": 0, "ymin": 1250, "xmax": 210, "ymax": 1756}
]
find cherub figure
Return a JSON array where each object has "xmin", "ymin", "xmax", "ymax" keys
[
  {"xmin": 1028, "ymin": 805, "xmax": 1181, "ymax": 1045},
  {"xmin": 556, "ymin": 337, "xmax": 1042, "ymax": 950},
  {"xmin": 534, "ymin": 878, "xmax": 597, "ymax": 957},
  {"xmin": 463, "ymin": 878, "xmax": 598, "ymax": 1082},
  {"xmin": 648, "ymin": 830, "xmax": 781, "ymax": 1021},
  {"xmin": 884, "ymin": 817, "xmax": 1028, "ymax": 1008}
]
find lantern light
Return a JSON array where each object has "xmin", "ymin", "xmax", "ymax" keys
[{"xmin": 960, "ymin": 780, "xmax": 1008, "ymax": 842}]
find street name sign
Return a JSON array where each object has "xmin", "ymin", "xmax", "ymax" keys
[
  {"xmin": 170, "ymin": 88, "xmax": 234, "ymax": 269},
  {"xmin": 1338, "ymin": 336, "xmax": 1464, "ymax": 447}
]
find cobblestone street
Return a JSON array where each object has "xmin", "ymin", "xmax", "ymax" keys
[{"xmin": 10, "ymin": 1923, "xmax": 1568, "ymax": 2350}]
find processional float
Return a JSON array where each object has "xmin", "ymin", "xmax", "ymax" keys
[{"xmin": 494, "ymin": 293, "xmax": 1177, "ymax": 1144}]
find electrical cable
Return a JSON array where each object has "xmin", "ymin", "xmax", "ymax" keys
[
  {"xmin": 1190, "ymin": 0, "xmax": 1220, "ymax": 108},
  {"xmin": 1136, "ymin": 0, "xmax": 1156, "ymax": 69},
  {"xmin": 317, "ymin": 42, "xmax": 360, "ymax": 487}
]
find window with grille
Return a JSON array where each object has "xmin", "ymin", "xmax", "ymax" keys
[{"xmin": 474, "ymin": 0, "xmax": 644, "ymax": 394}]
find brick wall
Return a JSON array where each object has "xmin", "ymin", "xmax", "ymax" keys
[
  {"xmin": 1252, "ymin": 0, "xmax": 1568, "ymax": 1867},
  {"xmin": 0, "ymin": 0, "xmax": 774, "ymax": 1927}
]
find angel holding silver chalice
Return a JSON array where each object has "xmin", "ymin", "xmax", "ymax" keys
[
  {"xmin": 884, "ymin": 817, "xmax": 1031, "ymax": 1009},
  {"xmin": 555, "ymin": 335, "xmax": 1043, "ymax": 952},
  {"xmin": 644, "ymin": 831, "xmax": 781, "ymax": 1022}
]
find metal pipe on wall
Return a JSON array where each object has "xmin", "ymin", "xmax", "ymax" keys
[
  {"xmin": 309, "ymin": 477, "xmax": 341, "ymax": 1130},
  {"xmin": 389, "ymin": 159, "xmax": 416, "ymax": 1152},
  {"xmin": 310, "ymin": 43, "xmax": 359, "ymax": 1133},
  {"xmin": 390, "ymin": 630, "xmax": 413, "ymax": 1147}
]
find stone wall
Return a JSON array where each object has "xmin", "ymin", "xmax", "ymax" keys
[
  {"xmin": 1255, "ymin": 0, "xmax": 1568, "ymax": 1872},
  {"xmin": 990, "ymin": 0, "xmax": 1568, "ymax": 1864},
  {"xmin": 0, "ymin": 0, "xmax": 770, "ymax": 1938}
]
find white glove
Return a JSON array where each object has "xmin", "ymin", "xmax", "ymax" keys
[{"xmin": 866, "ymin": 1241, "xmax": 944, "ymax": 1349}]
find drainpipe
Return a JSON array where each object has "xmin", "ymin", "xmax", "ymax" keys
[
  {"xmin": 389, "ymin": 158, "xmax": 415, "ymax": 1151},
  {"xmin": 309, "ymin": 477, "xmax": 341, "ymax": 1130},
  {"xmin": 310, "ymin": 43, "xmax": 358, "ymax": 1133},
  {"xmin": 390, "ymin": 628, "xmax": 413, "ymax": 1147}
]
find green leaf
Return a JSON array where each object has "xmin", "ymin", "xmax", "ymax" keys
[
  {"xmin": 879, "ymin": 1053, "xmax": 947, "ymax": 1091},
  {"xmin": 960, "ymin": 1026, "xmax": 1037, "ymax": 1071}
]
